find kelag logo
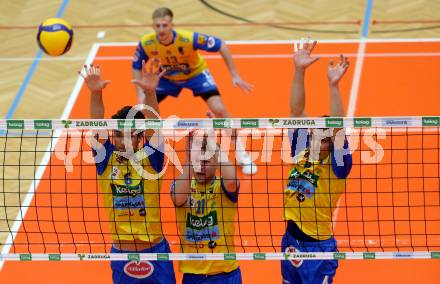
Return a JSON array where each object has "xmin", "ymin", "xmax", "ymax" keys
[
  {"xmin": 353, "ymin": 118, "xmax": 371, "ymax": 127},
  {"xmin": 118, "ymin": 120, "xmax": 135, "ymax": 129},
  {"xmin": 213, "ymin": 119, "xmax": 231, "ymax": 128},
  {"xmin": 34, "ymin": 120, "xmax": 52, "ymax": 129},
  {"xmin": 325, "ymin": 118, "xmax": 343, "ymax": 128},
  {"xmin": 241, "ymin": 119, "xmax": 259, "ymax": 128},
  {"xmin": 7, "ymin": 120, "xmax": 24, "ymax": 129},
  {"xmin": 145, "ymin": 119, "xmax": 162, "ymax": 129},
  {"xmin": 422, "ymin": 117, "xmax": 440, "ymax": 126}
]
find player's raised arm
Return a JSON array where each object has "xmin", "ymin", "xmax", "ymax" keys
[
  {"xmin": 171, "ymin": 133, "xmax": 194, "ymax": 207},
  {"xmin": 327, "ymin": 54, "xmax": 352, "ymax": 175},
  {"xmin": 290, "ymin": 38, "xmax": 320, "ymax": 118},
  {"xmin": 78, "ymin": 64, "xmax": 110, "ymax": 146},
  {"xmin": 327, "ymin": 54, "xmax": 350, "ymax": 117},
  {"xmin": 131, "ymin": 59, "xmax": 165, "ymax": 139},
  {"xmin": 218, "ymin": 143, "xmax": 240, "ymax": 194},
  {"xmin": 79, "ymin": 64, "xmax": 110, "ymax": 120}
]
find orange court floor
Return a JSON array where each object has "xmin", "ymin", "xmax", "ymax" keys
[{"xmin": 1, "ymin": 41, "xmax": 440, "ymax": 283}]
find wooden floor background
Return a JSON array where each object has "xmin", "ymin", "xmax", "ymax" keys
[
  {"xmin": 0, "ymin": 0, "xmax": 440, "ymax": 283},
  {"xmin": 1, "ymin": 0, "xmax": 440, "ymax": 119}
]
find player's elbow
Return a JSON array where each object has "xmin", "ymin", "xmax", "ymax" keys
[
  {"xmin": 223, "ymin": 179, "xmax": 239, "ymax": 193},
  {"xmin": 291, "ymin": 109, "xmax": 304, "ymax": 118},
  {"xmin": 172, "ymin": 194, "xmax": 187, "ymax": 207}
]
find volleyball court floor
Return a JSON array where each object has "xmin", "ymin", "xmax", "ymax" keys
[{"xmin": 1, "ymin": 40, "xmax": 440, "ymax": 283}]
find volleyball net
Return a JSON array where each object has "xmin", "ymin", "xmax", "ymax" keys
[{"xmin": 0, "ymin": 116, "xmax": 439, "ymax": 261}]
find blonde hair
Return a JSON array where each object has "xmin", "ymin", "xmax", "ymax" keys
[{"xmin": 152, "ymin": 7, "xmax": 173, "ymax": 20}]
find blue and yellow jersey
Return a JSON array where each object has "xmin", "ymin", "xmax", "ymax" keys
[
  {"xmin": 172, "ymin": 176, "xmax": 239, "ymax": 275},
  {"xmin": 133, "ymin": 29, "xmax": 222, "ymax": 81},
  {"xmin": 284, "ymin": 129, "xmax": 352, "ymax": 240},
  {"xmin": 94, "ymin": 139, "xmax": 164, "ymax": 244}
]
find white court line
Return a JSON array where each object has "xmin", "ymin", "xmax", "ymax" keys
[
  {"xmin": 0, "ymin": 43, "xmax": 100, "ymax": 271},
  {"xmin": 347, "ymin": 38, "xmax": 367, "ymax": 117},
  {"xmin": 2, "ymin": 52, "xmax": 440, "ymax": 62},
  {"xmin": 96, "ymin": 38, "xmax": 440, "ymax": 46}
]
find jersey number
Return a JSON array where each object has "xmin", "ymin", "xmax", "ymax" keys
[
  {"xmin": 165, "ymin": 56, "xmax": 178, "ymax": 65},
  {"xmin": 196, "ymin": 199, "xmax": 205, "ymax": 215}
]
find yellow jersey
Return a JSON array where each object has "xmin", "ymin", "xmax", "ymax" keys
[
  {"xmin": 285, "ymin": 129, "xmax": 352, "ymax": 240},
  {"xmin": 133, "ymin": 29, "xmax": 222, "ymax": 81},
  {"xmin": 94, "ymin": 139, "xmax": 164, "ymax": 244},
  {"xmin": 174, "ymin": 176, "xmax": 239, "ymax": 275}
]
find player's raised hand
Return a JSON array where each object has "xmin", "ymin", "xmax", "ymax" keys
[
  {"xmin": 131, "ymin": 59, "xmax": 166, "ymax": 94},
  {"xmin": 232, "ymin": 75, "xmax": 254, "ymax": 94},
  {"xmin": 78, "ymin": 64, "xmax": 110, "ymax": 93},
  {"xmin": 293, "ymin": 37, "xmax": 320, "ymax": 70},
  {"xmin": 328, "ymin": 54, "xmax": 350, "ymax": 86}
]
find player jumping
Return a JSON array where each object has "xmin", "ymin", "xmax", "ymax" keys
[
  {"xmin": 81, "ymin": 61, "xmax": 176, "ymax": 284},
  {"xmin": 282, "ymin": 38, "xmax": 352, "ymax": 284},
  {"xmin": 171, "ymin": 131, "xmax": 241, "ymax": 283}
]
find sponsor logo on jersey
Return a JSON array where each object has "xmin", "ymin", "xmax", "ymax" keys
[
  {"xmin": 285, "ymin": 246, "xmax": 303, "ymax": 268},
  {"xmin": 111, "ymin": 183, "xmax": 146, "ymax": 209},
  {"xmin": 138, "ymin": 208, "xmax": 146, "ymax": 216},
  {"xmin": 197, "ymin": 35, "xmax": 207, "ymax": 46},
  {"xmin": 286, "ymin": 168, "xmax": 319, "ymax": 201},
  {"xmin": 124, "ymin": 261, "xmax": 154, "ymax": 279},
  {"xmin": 162, "ymin": 63, "xmax": 191, "ymax": 75},
  {"xmin": 187, "ymin": 211, "xmax": 218, "ymax": 229},
  {"xmin": 179, "ymin": 36, "xmax": 189, "ymax": 43},
  {"xmin": 207, "ymin": 37, "xmax": 215, "ymax": 48},
  {"xmin": 124, "ymin": 173, "xmax": 133, "ymax": 185},
  {"xmin": 111, "ymin": 166, "xmax": 121, "ymax": 179},
  {"xmin": 185, "ymin": 211, "xmax": 220, "ymax": 242},
  {"xmin": 112, "ymin": 184, "xmax": 143, "ymax": 197}
]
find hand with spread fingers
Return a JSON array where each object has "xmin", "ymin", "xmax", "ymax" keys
[
  {"xmin": 78, "ymin": 64, "xmax": 111, "ymax": 93},
  {"xmin": 328, "ymin": 54, "xmax": 350, "ymax": 86},
  {"xmin": 131, "ymin": 59, "xmax": 166, "ymax": 95},
  {"xmin": 293, "ymin": 37, "xmax": 320, "ymax": 70}
]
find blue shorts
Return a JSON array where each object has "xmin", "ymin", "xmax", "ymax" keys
[
  {"xmin": 110, "ymin": 238, "xmax": 176, "ymax": 284},
  {"xmin": 281, "ymin": 231, "xmax": 338, "ymax": 284},
  {"xmin": 156, "ymin": 70, "xmax": 219, "ymax": 102},
  {"xmin": 182, "ymin": 267, "xmax": 242, "ymax": 284}
]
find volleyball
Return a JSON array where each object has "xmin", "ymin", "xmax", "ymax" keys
[{"xmin": 37, "ymin": 18, "xmax": 73, "ymax": 56}]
